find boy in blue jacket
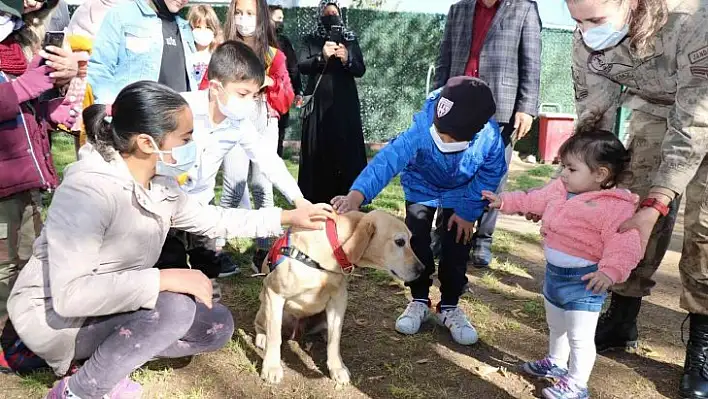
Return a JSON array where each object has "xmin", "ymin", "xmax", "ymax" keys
[{"xmin": 332, "ymin": 77, "xmax": 507, "ymax": 345}]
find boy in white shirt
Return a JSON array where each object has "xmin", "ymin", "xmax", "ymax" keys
[{"xmin": 178, "ymin": 40, "xmax": 311, "ymax": 275}]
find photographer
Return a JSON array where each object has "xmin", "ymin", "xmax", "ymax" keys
[{"xmin": 297, "ymin": 0, "xmax": 366, "ymax": 204}]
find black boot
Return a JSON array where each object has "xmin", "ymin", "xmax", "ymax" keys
[
  {"xmin": 680, "ymin": 314, "xmax": 708, "ymax": 399},
  {"xmin": 595, "ymin": 292, "xmax": 642, "ymax": 352}
]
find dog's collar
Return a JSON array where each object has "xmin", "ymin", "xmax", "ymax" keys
[{"xmin": 326, "ymin": 218, "xmax": 354, "ymax": 274}]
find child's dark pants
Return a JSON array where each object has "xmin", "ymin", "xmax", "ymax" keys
[{"xmin": 404, "ymin": 202, "xmax": 473, "ymax": 306}]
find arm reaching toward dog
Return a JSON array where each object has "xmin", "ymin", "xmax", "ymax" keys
[{"xmin": 331, "ymin": 191, "xmax": 365, "ymax": 214}]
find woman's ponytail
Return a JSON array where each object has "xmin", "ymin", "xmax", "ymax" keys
[{"xmin": 82, "ymin": 104, "xmax": 116, "ymax": 161}]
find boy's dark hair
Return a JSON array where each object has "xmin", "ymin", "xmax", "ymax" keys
[
  {"xmin": 207, "ymin": 40, "xmax": 266, "ymax": 87},
  {"xmin": 558, "ymin": 120, "xmax": 633, "ymax": 189}
]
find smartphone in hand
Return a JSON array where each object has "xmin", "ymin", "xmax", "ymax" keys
[
  {"xmin": 40, "ymin": 31, "xmax": 65, "ymax": 66},
  {"xmin": 329, "ymin": 25, "xmax": 343, "ymax": 45}
]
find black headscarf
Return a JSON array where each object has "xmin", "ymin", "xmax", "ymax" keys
[{"xmin": 312, "ymin": 0, "xmax": 356, "ymax": 41}]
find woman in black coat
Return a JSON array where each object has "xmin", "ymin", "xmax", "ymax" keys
[{"xmin": 297, "ymin": 0, "xmax": 367, "ymax": 204}]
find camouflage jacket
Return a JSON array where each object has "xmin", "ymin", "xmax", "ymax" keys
[{"xmin": 572, "ymin": 0, "xmax": 708, "ymax": 195}]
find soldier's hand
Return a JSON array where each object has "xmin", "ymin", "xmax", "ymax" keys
[
  {"xmin": 581, "ymin": 271, "xmax": 613, "ymax": 294},
  {"xmin": 619, "ymin": 206, "xmax": 661, "ymax": 256}
]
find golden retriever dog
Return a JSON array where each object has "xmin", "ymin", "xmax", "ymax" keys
[{"xmin": 254, "ymin": 210, "xmax": 425, "ymax": 385}]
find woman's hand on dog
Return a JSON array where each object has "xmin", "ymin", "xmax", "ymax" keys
[
  {"xmin": 159, "ymin": 269, "xmax": 213, "ymax": 309},
  {"xmin": 282, "ymin": 203, "xmax": 334, "ymax": 230},
  {"xmin": 331, "ymin": 191, "xmax": 364, "ymax": 214}
]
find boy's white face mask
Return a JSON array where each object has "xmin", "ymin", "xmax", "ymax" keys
[{"xmin": 430, "ymin": 125, "xmax": 469, "ymax": 153}]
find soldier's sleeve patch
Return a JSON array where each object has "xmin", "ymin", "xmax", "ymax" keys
[
  {"xmin": 689, "ymin": 46, "xmax": 708, "ymax": 64},
  {"xmin": 690, "ymin": 66, "xmax": 708, "ymax": 79}
]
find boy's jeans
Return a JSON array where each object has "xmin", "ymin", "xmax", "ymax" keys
[{"xmin": 405, "ymin": 202, "xmax": 473, "ymax": 306}]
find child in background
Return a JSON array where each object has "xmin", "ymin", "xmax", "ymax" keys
[
  {"xmin": 221, "ymin": 0, "xmax": 295, "ymax": 272},
  {"xmin": 187, "ymin": 5, "xmax": 222, "ymax": 90},
  {"xmin": 483, "ymin": 129, "xmax": 643, "ymax": 399},
  {"xmin": 332, "ymin": 77, "xmax": 507, "ymax": 346}
]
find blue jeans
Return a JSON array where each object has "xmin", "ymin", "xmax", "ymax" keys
[{"xmin": 543, "ymin": 263, "xmax": 607, "ymax": 312}]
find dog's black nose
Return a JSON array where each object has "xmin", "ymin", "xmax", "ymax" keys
[{"xmin": 415, "ymin": 263, "xmax": 425, "ymax": 275}]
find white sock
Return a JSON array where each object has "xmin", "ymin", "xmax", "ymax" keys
[
  {"xmin": 545, "ymin": 299, "xmax": 570, "ymax": 368},
  {"xmin": 565, "ymin": 309, "xmax": 600, "ymax": 387}
]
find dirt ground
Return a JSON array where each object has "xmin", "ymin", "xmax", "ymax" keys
[{"xmin": 0, "ymin": 157, "xmax": 688, "ymax": 399}]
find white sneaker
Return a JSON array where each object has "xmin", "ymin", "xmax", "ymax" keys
[
  {"xmin": 436, "ymin": 307, "xmax": 478, "ymax": 345},
  {"xmin": 395, "ymin": 301, "xmax": 431, "ymax": 335}
]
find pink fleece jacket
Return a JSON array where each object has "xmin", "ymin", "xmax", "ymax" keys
[{"xmin": 499, "ymin": 179, "xmax": 642, "ymax": 284}]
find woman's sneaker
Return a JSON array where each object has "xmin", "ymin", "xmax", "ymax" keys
[
  {"xmin": 521, "ymin": 357, "xmax": 568, "ymax": 379},
  {"xmin": 435, "ymin": 305, "xmax": 478, "ymax": 345},
  {"xmin": 395, "ymin": 301, "xmax": 430, "ymax": 335},
  {"xmin": 108, "ymin": 376, "xmax": 143, "ymax": 398},
  {"xmin": 44, "ymin": 377, "xmax": 70, "ymax": 398},
  {"xmin": 542, "ymin": 376, "xmax": 589, "ymax": 399},
  {"xmin": 44, "ymin": 376, "xmax": 143, "ymax": 399}
]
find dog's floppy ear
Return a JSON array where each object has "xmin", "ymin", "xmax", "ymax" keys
[{"xmin": 341, "ymin": 215, "xmax": 376, "ymax": 264}]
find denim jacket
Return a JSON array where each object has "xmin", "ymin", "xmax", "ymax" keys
[{"xmin": 88, "ymin": 0, "xmax": 197, "ymax": 103}]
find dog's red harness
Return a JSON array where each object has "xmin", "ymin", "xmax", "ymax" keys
[
  {"xmin": 266, "ymin": 218, "xmax": 353, "ymax": 274},
  {"xmin": 325, "ymin": 219, "xmax": 353, "ymax": 273}
]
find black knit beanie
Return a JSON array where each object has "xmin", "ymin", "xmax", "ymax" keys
[{"xmin": 433, "ymin": 76, "xmax": 496, "ymax": 142}]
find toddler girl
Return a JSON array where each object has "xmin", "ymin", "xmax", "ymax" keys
[
  {"xmin": 483, "ymin": 129, "xmax": 642, "ymax": 399},
  {"xmin": 187, "ymin": 5, "xmax": 222, "ymax": 90}
]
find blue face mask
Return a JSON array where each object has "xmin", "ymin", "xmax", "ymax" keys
[
  {"xmin": 148, "ymin": 136, "xmax": 197, "ymax": 178},
  {"xmin": 581, "ymin": 21, "xmax": 629, "ymax": 51}
]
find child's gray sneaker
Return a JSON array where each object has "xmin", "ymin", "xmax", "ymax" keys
[
  {"xmin": 542, "ymin": 376, "xmax": 589, "ymax": 399},
  {"xmin": 521, "ymin": 357, "xmax": 569, "ymax": 379}
]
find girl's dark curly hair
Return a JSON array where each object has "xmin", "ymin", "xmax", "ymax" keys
[{"xmin": 559, "ymin": 115, "xmax": 633, "ymax": 189}]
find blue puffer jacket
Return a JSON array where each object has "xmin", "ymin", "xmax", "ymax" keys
[{"xmin": 351, "ymin": 90, "xmax": 507, "ymax": 223}]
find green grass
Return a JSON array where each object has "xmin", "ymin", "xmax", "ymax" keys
[{"xmin": 506, "ymin": 164, "xmax": 557, "ymax": 192}]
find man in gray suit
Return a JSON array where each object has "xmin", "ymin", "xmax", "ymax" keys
[{"xmin": 432, "ymin": 0, "xmax": 542, "ymax": 267}]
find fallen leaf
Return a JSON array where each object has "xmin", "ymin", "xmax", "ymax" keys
[
  {"xmin": 368, "ymin": 375, "xmax": 384, "ymax": 381},
  {"xmin": 354, "ymin": 318, "xmax": 368, "ymax": 326},
  {"xmin": 511, "ymin": 309, "xmax": 528, "ymax": 318},
  {"xmin": 415, "ymin": 359, "xmax": 430, "ymax": 364},
  {"xmin": 502, "ymin": 355, "xmax": 518, "ymax": 363},
  {"xmin": 476, "ymin": 365, "xmax": 499, "ymax": 377},
  {"xmin": 389, "ymin": 336, "xmax": 401, "ymax": 342}
]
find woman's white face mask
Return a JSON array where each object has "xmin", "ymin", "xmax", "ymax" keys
[{"xmin": 570, "ymin": 0, "xmax": 632, "ymax": 51}]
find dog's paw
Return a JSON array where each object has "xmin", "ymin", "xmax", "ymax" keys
[
  {"xmin": 255, "ymin": 333, "xmax": 266, "ymax": 350},
  {"xmin": 260, "ymin": 364, "xmax": 285, "ymax": 384},
  {"xmin": 329, "ymin": 366, "xmax": 351, "ymax": 385}
]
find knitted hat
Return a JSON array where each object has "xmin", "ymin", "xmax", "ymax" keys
[
  {"xmin": 0, "ymin": 0, "xmax": 22, "ymax": 18},
  {"xmin": 433, "ymin": 76, "xmax": 496, "ymax": 142}
]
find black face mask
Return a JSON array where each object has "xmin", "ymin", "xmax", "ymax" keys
[
  {"xmin": 274, "ymin": 21, "xmax": 284, "ymax": 34},
  {"xmin": 320, "ymin": 15, "xmax": 342, "ymax": 29},
  {"xmin": 152, "ymin": 0, "xmax": 176, "ymax": 21}
]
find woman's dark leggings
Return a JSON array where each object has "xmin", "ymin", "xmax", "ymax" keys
[{"xmin": 69, "ymin": 292, "xmax": 234, "ymax": 399}]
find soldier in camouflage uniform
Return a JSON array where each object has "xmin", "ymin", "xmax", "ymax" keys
[{"xmin": 567, "ymin": 0, "xmax": 708, "ymax": 396}]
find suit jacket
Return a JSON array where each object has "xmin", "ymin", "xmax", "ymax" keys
[{"xmin": 433, "ymin": 0, "xmax": 542, "ymax": 124}]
